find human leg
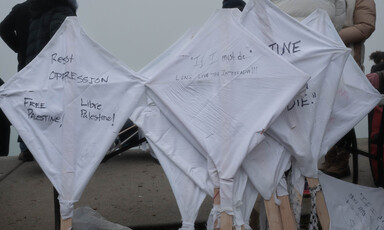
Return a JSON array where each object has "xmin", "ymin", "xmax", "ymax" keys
[
  {"xmin": 18, "ymin": 136, "xmax": 33, "ymax": 161},
  {"xmin": 0, "ymin": 109, "xmax": 10, "ymax": 156}
]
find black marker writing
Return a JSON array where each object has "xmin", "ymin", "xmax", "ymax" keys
[
  {"xmin": 269, "ymin": 40, "xmax": 301, "ymax": 55},
  {"xmin": 80, "ymin": 109, "xmax": 115, "ymax": 125},
  {"xmin": 287, "ymin": 91, "xmax": 316, "ymax": 111},
  {"xmin": 222, "ymin": 50, "xmax": 252, "ymax": 62},
  {"xmin": 27, "ymin": 108, "xmax": 61, "ymax": 122},
  {"xmin": 49, "ymin": 71, "xmax": 109, "ymax": 84},
  {"xmin": 51, "ymin": 53, "xmax": 74, "ymax": 65},
  {"xmin": 24, "ymin": 97, "xmax": 46, "ymax": 109},
  {"xmin": 175, "ymin": 74, "xmax": 192, "ymax": 81},
  {"xmin": 81, "ymin": 98, "xmax": 102, "ymax": 110}
]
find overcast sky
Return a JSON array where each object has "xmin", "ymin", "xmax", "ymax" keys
[
  {"xmin": 0, "ymin": 0, "xmax": 224, "ymax": 78},
  {"xmin": 0, "ymin": 0, "xmax": 383, "ymax": 155}
]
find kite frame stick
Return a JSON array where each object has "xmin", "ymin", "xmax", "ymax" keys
[
  {"xmin": 214, "ymin": 188, "xmax": 220, "ymax": 230},
  {"xmin": 264, "ymin": 196, "xmax": 284, "ymax": 230},
  {"xmin": 60, "ymin": 218, "xmax": 72, "ymax": 230},
  {"xmin": 278, "ymin": 195, "xmax": 297, "ymax": 230},
  {"xmin": 221, "ymin": 212, "xmax": 233, "ymax": 230},
  {"xmin": 307, "ymin": 177, "xmax": 330, "ymax": 230}
]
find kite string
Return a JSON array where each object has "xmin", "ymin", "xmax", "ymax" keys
[
  {"xmin": 308, "ymin": 183, "xmax": 322, "ymax": 230},
  {"xmin": 213, "ymin": 189, "xmax": 220, "ymax": 200}
]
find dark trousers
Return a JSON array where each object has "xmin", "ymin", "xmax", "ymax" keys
[
  {"xmin": 335, "ymin": 129, "xmax": 355, "ymax": 148},
  {"xmin": 0, "ymin": 109, "xmax": 10, "ymax": 156}
]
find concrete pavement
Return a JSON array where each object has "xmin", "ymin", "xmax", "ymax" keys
[
  {"xmin": 0, "ymin": 148, "xmax": 213, "ymax": 230},
  {"xmin": 0, "ymin": 139, "xmax": 377, "ymax": 230}
]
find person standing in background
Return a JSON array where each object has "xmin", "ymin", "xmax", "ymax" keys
[
  {"xmin": 0, "ymin": 0, "xmax": 31, "ymax": 72},
  {"xmin": 25, "ymin": 0, "xmax": 77, "ymax": 65},
  {"xmin": 0, "ymin": 0, "xmax": 32, "ymax": 161},
  {"xmin": 367, "ymin": 51, "xmax": 384, "ymax": 93},
  {"xmin": 369, "ymin": 51, "xmax": 384, "ymax": 73},
  {"xmin": 0, "ymin": 0, "xmax": 78, "ymax": 161},
  {"xmin": 320, "ymin": 0, "xmax": 376, "ymax": 178},
  {"xmin": 222, "ymin": 0, "xmax": 246, "ymax": 11},
  {"xmin": 271, "ymin": 0, "xmax": 347, "ymax": 31},
  {"xmin": 23, "ymin": 0, "xmax": 77, "ymax": 160},
  {"xmin": 0, "ymin": 77, "xmax": 10, "ymax": 157},
  {"xmin": 338, "ymin": 0, "xmax": 376, "ymax": 71}
]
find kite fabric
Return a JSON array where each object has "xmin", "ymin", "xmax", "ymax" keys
[
  {"xmin": 207, "ymin": 168, "xmax": 249, "ymax": 230},
  {"xmin": 131, "ymin": 103, "xmax": 214, "ymax": 230},
  {"xmin": 0, "ymin": 17, "xmax": 146, "ymax": 219},
  {"xmin": 240, "ymin": 180, "xmax": 259, "ymax": 230},
  {"xmin": 137, "ymin": 26, "xmax": 262, "ymax": 228},
  {"xmin": 242, "ymin": 135, "xmax": 291, "ymax": 200},
  {"xmin": 319, "ymin": 172, "xmax": 384, "ymax": 230},
  {"xmin": 301, "ymin": 9, "xmax": 382, "ymax": 155},
  {"xmin": 147, "ymin": 138, "xmax": 208, "ymax": 230},
  {"xmin": 145, "ymin": 8, "xmax": 310, "ymax": 211},
  {"xmin": 285, "ymin": 9, "xmax": 383, "ymax": 194},
  {"xmin": 231, "ymin": 168, "xmax": 253, "ymax": 230},
  {"xmin": 241, "ymin": 0, "xmax": 351, "ymax": 179},
  {"xmin": 132, "ymin": 28, "xmax": 217, "ymax": 229},
  {"xmin": 285, "ymin": 9, "xmax": 382, "ymax": 194}
]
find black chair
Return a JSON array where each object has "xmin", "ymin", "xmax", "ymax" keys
[{"xmin": 351, "ymin": 109, "xmax": 384, "ymax": 187}]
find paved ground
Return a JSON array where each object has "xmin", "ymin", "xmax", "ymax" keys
[{"xmin": 0, "ymin": 139, "xmax": 377, "ymax": 230}]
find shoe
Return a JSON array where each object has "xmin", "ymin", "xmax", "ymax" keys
[
  {"xmin": 319, "ymin": 146, "xmax": 338, "ymax": 171},
  {"xmin": 322, "ymin": 149, "xmax": 351, "ymax": 179},
  {"xmin": 18, "ymin": 150, "xmax": 34, "ymax": 162}
]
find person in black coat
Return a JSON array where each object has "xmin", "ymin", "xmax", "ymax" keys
[
  {"xmin": 25, "ymin": 0, "xmax": 77, "ymax": 64},
  {"xmin": 0, "ymin": 0, "xmax": 31, "ymax": 71},
  {"xmin": 367, "ymin": 51, "xmax": 384, "ymax": 93},
  {"xmin": 0, "ymin": 1, "xmax": 32, "ymax": 159},
  {"xmin": 222, "ymin": 0, "xmax": 246, "ymax": 11},
  {"xmin": 370, "ymin": 51, "xmax": 384, "ymax": 73},
  {"xmin": 1, "ymin": 0, "xmax": 77, "ymax": 160},
  {"xmin": 20, "ymin": 0, "xmax": 77, "ymax": 161}
]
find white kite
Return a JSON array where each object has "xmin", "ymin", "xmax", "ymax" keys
[
  {"xmin": 136, "ymin": 25, "xmax": 262, "ymax": 229},
  {"xmin": 301, "ymin": 9, "xmax": 382, "ymax": 158},
  {"xmin": 145, "ymin": 8, "xmax": 310, "ymax": 213},
  {"xmin": 241, "ymin": 0, "xmax": 351, "ymax": 182},
  {"xmin": 0, "ymin": 17, "xmax": 146, "ymax": 220},
  {"xmin": 131, "ymin": 102, "xmax": 214, "ymax": 230},
  {"xmin": 131, "ymin": 29, "xmax": 215, "ymax": 229},
  {"xmin": 242, "ymin": 135, "xmax": 291, "ymax": 199}
]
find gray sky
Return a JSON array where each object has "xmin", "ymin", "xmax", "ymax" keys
[
  {"xmin": 0, "ymin": 0, "xmax": 383, "ymax": 155},
  {"xmin": 1, "ymin": 0, "xmax": 382, "ymax": 79},
  {"xmin": 0, "ymin": 0, "xmax": 223, "ymax": 79}
]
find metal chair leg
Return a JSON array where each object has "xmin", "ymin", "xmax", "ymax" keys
[
  {"xmin": 350, "ymin": 129, "xmax": 359, "ymax": 184},
  {"xmin": 54, "ymin": 187, "xmax": 60, "ymax": 230}
]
